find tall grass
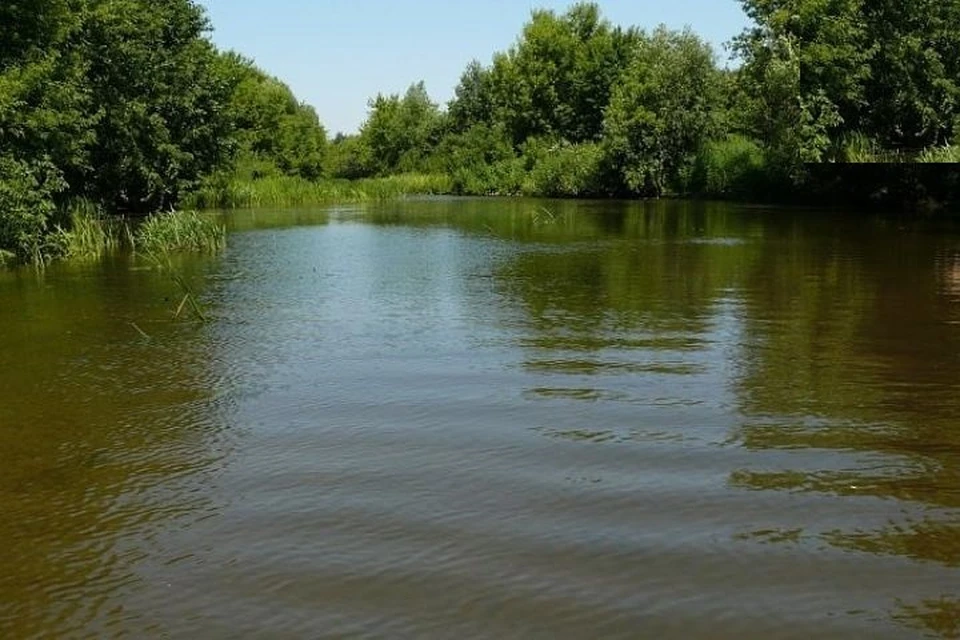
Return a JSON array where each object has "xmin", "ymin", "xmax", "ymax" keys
[
  {"xmin": 918, "ymin": 145, "xmax": 960, "ymax": 163},
  {"xmin": 135, "ymin": 210, "xmax": 226, "ymax": 254},
  {"xmin": 53, "ymin": 201, "xmax": 131, "ymax": 259},
  {"xmin": 840, "ymin": 132, "xmax": 886, "ymax": 163},
  {"xmin": 692, "ymin": 135, "xmax": 768, "ymax": 197},
  {"xmin": 183, "ymin": 173, "xmax": 453, "ymax": 210}
]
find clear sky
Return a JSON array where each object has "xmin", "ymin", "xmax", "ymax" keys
[{"xmin": 197, "ymin": 1, "xmax": 752, "ymax": 136}]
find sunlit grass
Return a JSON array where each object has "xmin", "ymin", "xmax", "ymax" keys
[
  {"xmin": 182, "ymin": 173, "xmax": 453, "ymax": 210},
  {"xmin": 918, "ymin": 145, "xmax": 960, "ymax": 163},
  {"xmin": 135, "ymin": 210, "xmax": 225, "ymax": 255},
  {"xmin": 53, "ymin": 201, "xmax": 130, "ymax": 260},
  {"xmin": 693, "ymin": 134, "xmax": 768, "ymax": 196}
]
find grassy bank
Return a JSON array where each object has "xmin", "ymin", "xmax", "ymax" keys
[
  {"xmin": 13, "ymin": 208, "xmax": 226, "ymax": 267},
  {"xmin": 182, "ymin": 173, "xmax": 453, "ymax": 210},
  {"xmin": 3, "ymin": 174, "xmax": 448, "ymax": 266}
]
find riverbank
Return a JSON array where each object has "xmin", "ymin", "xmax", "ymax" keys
[
  {"xmin": 5, "ymin": 163, "xmax": 958, "ymax": 269},
  {"xmin": 182, "ymin": 173, "xmax": 453, "ymax": 210}
]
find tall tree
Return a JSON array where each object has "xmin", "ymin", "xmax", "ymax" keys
[
  {"xmin": 472, "ymin": 3, "xmax": 638, "ymax": 146},
  {"xmin": 603, "ymin": 27, "xmax": 721, "ymax": 196},
  {"xmin": 77, "ymin": 0, "xmax": 234, "ymax": 212},
  {"xmin": 357, "ymin": 81, "xmax": 443, "ymax": 175}
]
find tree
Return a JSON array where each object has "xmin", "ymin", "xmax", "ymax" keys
[
  {"xmin": 468, "ymin": 3, "xmax": 638, "ymax": 146},
  {"xmin": 76, "ymin": 0, "xmax": 234, "ymax": 212},
  {"xmin": 220, "ymin": 53, "xmax": 327, "ymax": 179},
  {"xmin": 448, "ymin": 61, "xmax": 495, "ymax": 133},
  {"xmin": 602, "ymin": 27, "xmax": 721, "ymax": 196},
  {"xmin": 734, "ymin": 30, "xmax": 839, "ymax": 179},
  {"xmin": 736, "ymin": 0, "xmax": 960, "ymax": 154},
  {"xmin": 357, "ymin": 81, "xmax": 443, "ymax": 175}
]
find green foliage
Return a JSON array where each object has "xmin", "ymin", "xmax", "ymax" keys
[
  {"xmin": 182, "ymin": 174, "xmax": 453, "ymax": 210},
  {"xmin": 356, "ymin": 82, "xmax": 444, "ymax": 176},
  {"xmin": 737, "ymin": 0, "xmax": 960, "ymax": 161},
  {"xmin": 448, "ymin": 61, "xmax": 495, "ymax": 133},
  {"xmin": 840, "ymin": 132, "xmax": 885, "ymax": 163},
  {"xmin": 78, "ymin": 0, "xmax": 234, "ymax": 212},
  {"xmin": 918, "ymin": 146, "xmax": 960, "ymax": 164},
  {"xmin": 53, "ymin": 201, "xmax": 129, "ymax": 259},
  {"xmin": 219, "ymin": 53, "xmax": 328, "ymax": 180},
  {"xmin": 602, "ymin": 27, "xmax": 721, "ymax": 196},
  {"xmin": 0, "ymin": 157, "xmax": 66, "ymax": 262},
  {"xmin": 524, "ymin": 142, "xmax": 605, "ymax": 197},
  {"xmin": 434, "ymin": 123, "xmax": 524, "ymax": 195},
  {"xmin": 0, "ymin": 0, "xmax": 335, "ymax": 263},
  {"xmin": 325, "ymin": 134, "xmax": 367, "ymax": 180},
  {"xmin": 472, "ymin": 3, "xmax": 639, "ymax": 146},
  {"xmin": 691, "ymin": 135, "xmax": 768, "ymax": 197},
  {"xmin": 136, "ymin": 211, "xmax": 225, "ymax": 254}
]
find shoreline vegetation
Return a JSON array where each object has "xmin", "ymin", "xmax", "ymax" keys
[{"xmin": 3, "ymin": 1, "xmax": 960, "ymax": 265}]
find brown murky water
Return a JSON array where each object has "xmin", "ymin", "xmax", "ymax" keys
[{"xmin": 2, "ymin": 199, "xmax": 960, "ymax": 639}]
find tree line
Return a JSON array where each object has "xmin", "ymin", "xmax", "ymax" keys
[
  {"xmin": 2, "ymin": 0, "xmax": 959, "ymax": 261},
  {"xmin": 333, "ymin": 1, "xmax": 959, "ymax": 196}
]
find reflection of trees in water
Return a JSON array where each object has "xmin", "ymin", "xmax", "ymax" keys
[
  {"xmin": 0, "ymin": 256, "xmax": 228, "ymax": 638},
  {"xmin": 937, "ymin": 249, "xmax": 960, "ymax": 300},
  {"xmin": 365, "ymin": 199, "xmax": 960, "ymax": 634},
  {"xmin": 894, "ymin": 597, "xmax": 960, "ymax": 640},
  {"xmin": 729, "ymin": 221, "xmax": 960, "ymax": 636},
  {"xmin": 467, "ymin": 199, "xmax": 761, "ymax": 414}
]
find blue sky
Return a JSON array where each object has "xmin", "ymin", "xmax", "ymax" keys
[{"xmin": 198, "ymin": 1, "xmax": 751, "ymax": 135}]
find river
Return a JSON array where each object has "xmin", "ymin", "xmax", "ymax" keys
[{"xmin": 1, "ymin": 198, "xmax": 959, "ymax": 638}]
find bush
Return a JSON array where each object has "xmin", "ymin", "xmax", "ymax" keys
[
  {"xmin": 434, "ymin": 124, "xmax": 524, "ymax": 195},
  {"xmin": 449, "ymin": 158, "xmax": 526, "ymax": 196},
  {"xmin": 691, "ymin": 135, "xmax": 768, "ymax": 197},
  {"xmin": 523, "ymin": 142, "xmax": 605, "ymax": 197},
  {"xmin": 0, "ymin": 157, "xmax": 66, "ymax": 263}
]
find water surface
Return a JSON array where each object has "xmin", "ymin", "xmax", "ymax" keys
[{"xmin": 2, "ymin": 198, "xmax": 959, "ymax": 638}]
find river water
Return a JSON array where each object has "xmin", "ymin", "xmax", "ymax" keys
[{"xmin": 2, "ymin": 198, "xmax": 959, "ymax": 639}]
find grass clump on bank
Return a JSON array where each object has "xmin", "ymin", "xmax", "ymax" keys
[
  {"xmin": 691, "ymin": 135, "xmax": 769, "ymax": 198},
  {"xmin": 135, "ymin": 211, "xmax": 226, "ymax": 254},
  {"xmin": 182, "ymin": 173, "xmax": 453, "ymax": 210},
  {"xmin": 53, "ymin": 202, "xmax": 131, "ymax": 260},
  {"xmin": 918, "ymin": 146, "xmax": 960, "ymax": 163}
]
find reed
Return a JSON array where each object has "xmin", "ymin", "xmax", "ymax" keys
[
  {"xmin": 54, "ymin": 202, "xmax": 130, "ymax": 259},
  {"xmin": 692, "ymin": 135, "xmax": 768, "ymax": 197},
  {"xmin": 135, "ymin": 210, "xmax": 226, "ymax": 255},
  {"xmin": 917, "ymin": 145, "xmax": 960, "ymax": 163},
  {"xmin": 182, "ymin": 173, "xmax": 453, "ymax": 210}
]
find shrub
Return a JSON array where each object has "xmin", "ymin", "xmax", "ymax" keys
[
  {"xmin": 0, "ymin": 158, "xmax": 66, "ymax": 263},
  {"xmin": 524, "ymin": 142, "xmax": 605, "ymax": 197},
  {"xmin": 692, "ymin": 135, "xmax": 768, "ymax": 197}
]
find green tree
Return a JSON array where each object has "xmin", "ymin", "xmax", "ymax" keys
[
  {"xmin": 737, "ymin": 0, "xmax": 960, "ymax": 156},
  {"xmin": 734, "ymin": 30, "xmax": 840, "ymax": 180},
  {"xmin": 602, "ymin": 27, "xmax": 721, "ymax": 196},
  {"xmin": 220, "ymin": 53, "xmax": 327, "ymax": 179},
  {"xmin": 448, "ymin": 61, "xmax": 495, "ymax": 133},
  {"xmin": 357, "ymin": 81, "xmax": 443, "ymax": 176},
  {"xmin": 472, "ymin": 3, "xmax": 638, "ymax": 146},
  {"xmin": 76, "ymin": 0, "xmax": 234, "ymax": 212}
]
